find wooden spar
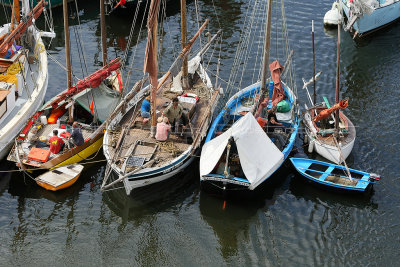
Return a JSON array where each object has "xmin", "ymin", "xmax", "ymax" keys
[
  {"xmin": 312, "ymin": 20, "xmax": 316, "ymax": 105},
  {"xmin": 0, "ymin": 0, "xmax": 45, "ymax": 57},
  {"xmin": 180, "ymin": 0, "xmax": 189, "ymax": 90},
  {"xmin": 190, "ymin": 90, "xmax": 219, "ymax": 153},
  {"xmin": 11, "ymin": 0, "xmax": 20, "ymax": 31},
  {"xmin": 149, "ymin": 0, "xmax": 159, "ymax": 138},
  {"xmin": 63, "ymin": 0, "xmax": 72, "ymax": 89},
  {"xmin": 63, "ymin": 0, "xmax": 73, "ymax": 122},
  {"xmin": 100, "ymin": 0, "xmax": 108, "ymax": 66},
  {"xmin": 332, "ymin": 136, "xmax": 353, "ymax": 181},
  {"xmin": 259, "ymin": 0, "xmax": 273, "ymax": 99},
  {"xmin": 156, "ymin": 19, "xmax": 209, "ymax": 90},
  {"xmin": 335, "ymin": 22, "xmax": 340, "ymax": 138}
]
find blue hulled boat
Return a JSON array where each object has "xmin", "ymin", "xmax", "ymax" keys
[
  {"xmin": 200, "ymin": 79, "xmax": 299, "ymax": 191},
  {"xmin": 200, "ymin": 0, "xmax": 299, "ymax": 192},
  {"xmin": 290, "ymin": 158, "xmax": 380, "ymax": 192}
]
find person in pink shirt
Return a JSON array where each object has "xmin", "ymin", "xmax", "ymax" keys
[{"xmin": 155, "ymin": 117, "xmax": 171, "ymax": 141}]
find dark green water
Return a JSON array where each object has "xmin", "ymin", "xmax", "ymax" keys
[{"xmin": 1, "ymin": 0, "xmax": 400, "ymax": 265}]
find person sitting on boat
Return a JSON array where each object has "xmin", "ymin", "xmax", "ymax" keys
[
  {"xmin": 162, "ymin": 97, "xmax": 188, "ymax": 133},
  {"xmin": 48, "ymin": 129, "xmax": 64, "ymax": 154},
  {"xmin": 27, "ymin": 126, "xmax": 39, "ymax": 143},
  {"xmin": 266, "ymin": 106, "xmax": 283, "ymax": 133},
  {"xmin": 140, "ymin": 95, "xmax": 151, "ymax": 123},
  {"xmin": 155, "ymin": 117, "xmax": 171, "ymax": 141},
  {"xmin": 69, "ymin": 121, "xmax": 84, "ymax": 147},
  {"xmin": 27, "ymin": 126, "xmax": 48, "ymax": 148}
]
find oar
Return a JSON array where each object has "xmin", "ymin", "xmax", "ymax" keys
[{"xmin": 332, "ymin": 136, "xmax": 353, "ymax": 181}]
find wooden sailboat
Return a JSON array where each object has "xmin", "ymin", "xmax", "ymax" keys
[
  {"xmin": 0, "ymin": 0, "xmax": 51, "ymax": 159},
  {"xmin": 8, "ymin": 0, "xmax": 123, "ymax": 172},
  {"xmin": 302, "ymin": 21, "xmax": 356, "ymax": 164},
  {"xmin": 101, "ymin": 0, "xmax": 221, "ymax": 195},
  {"xmin": 290, "ymin": 158, "xmax": 380, "ymax": 193},
  {"xmin": 200, "ymin": 0, "xmax": 299, "ymax": 191}
]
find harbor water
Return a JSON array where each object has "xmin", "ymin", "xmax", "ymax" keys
[{"xmin": 1, "ymin": 0, "xmax": 400, "ymax": 265}]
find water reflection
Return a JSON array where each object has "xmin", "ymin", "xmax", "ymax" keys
[
  {"xmin": 102, "ymin": 160, "xmax": 199, "ymax": 222},
  {"xmin": 198, "ymin": 165, "xmax": 291, "ymax": 259}
]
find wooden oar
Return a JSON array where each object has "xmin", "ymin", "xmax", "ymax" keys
[{"xmin": 332, "ymin": 136, "xmax": 353, "ymax": 181}]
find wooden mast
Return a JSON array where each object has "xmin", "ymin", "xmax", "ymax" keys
[
  {"xmin": 335, "ymin": 22, "xmax": 341, "ymax": 138},
  {"xmin": 11, "ymin": 0, "xmax": 20, "ymax": 31},
  {"xmin": 259, "ymin": 0, "xmax": 273, "ymax": 99},
  {"xmin": 180, "ymin": 0, "xmax": 189, "ymax": 90},
  {"xmin": 63, "ymin": 0, "xmax": 73, "ymax": 122},
  {"xmin": 63, "ymin": 0, "xmax": 72, "ymax": 89},
  {"xmin": 145, "ymin": 0, "xmax": 160, "ymax": 138},
  {"xmin": 100, "ymin": 0, "xmax": 108, "ymax": 66},
  {"xmin": 312, "ymin": 20, "xmax": 316, "ymax": 105},
  {"xmin": 150, "ymin": 13, "xmax": 158, "ymax": 137}
]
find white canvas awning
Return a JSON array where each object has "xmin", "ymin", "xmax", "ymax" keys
[{"xmin": 200, "ymin": 112, "xmax": 284, "ymax": 190}]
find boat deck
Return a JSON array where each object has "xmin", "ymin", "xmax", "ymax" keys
[
  {"xmin": 107, "ymin": 127, "xmax": 191, "ymax": 171},
  {"xmin": 12, "ymin": 123, "xmax": 95, "ymax": 165},
  {"xmin": 107, "ymin": 76, "xmax": 215, "ymax": 173},
  {"xmin": 317, "ymin": 117, "xmax": 356, "ymax": 146}
]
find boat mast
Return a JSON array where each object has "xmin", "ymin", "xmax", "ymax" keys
[
  {"xmin": 259, "ymin": 0, "xmax": 273, "ymax": 100},
  {"xmin": 63, "ymin": 0, "xmax": 72, "ymax": 89},
  {"xmin": 144, "ymin": 0, "xmax": 160, "ymax": 137},
  {"xmin": 312, "ymin": 20, "xmax": 316, "ymax": 105},
  {"xmin": 100, "ymin": 0, "xmax": 108, "ymax": 66},
  {"xmin": 180, "ymin": 0, "xmax": 189, "ymax": 89},
  {"xmin": 63, "ymin": 0, "xmax": 73, "ymax": 123},
  {"xmin": 11, "ymin": 0, "xmax": 20, "ymax": 31},
  {"xmin": 335, "ymin": 21, "xmax": 340, "ymax": 138}
]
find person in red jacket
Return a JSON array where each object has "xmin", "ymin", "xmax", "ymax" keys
[{"xmin": 48, "ymin": 129, "xmax": 64, "ymax": 154}]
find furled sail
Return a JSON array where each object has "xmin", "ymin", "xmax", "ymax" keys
[{"xmin": 269, "ymin": 60, "xmax": 285, "ymax": 106}]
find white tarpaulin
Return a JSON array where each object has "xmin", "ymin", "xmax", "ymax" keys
[{"xmin": 200, "ymin": 113, "xmax": 284, "ymax": 190}]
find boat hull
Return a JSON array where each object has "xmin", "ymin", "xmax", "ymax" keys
[
  {"xmin": 122, "ymin": 152, "xmax": 195, "ymax": 195},
  {"xmin": 36, "ymin": 172, "xmax": 80, "ymax": 191},
  {"xmin": 290, "ymin": 157, "xmax": 375, "ymax": 193},
  {"xmin": 200, "ymin": 81, "xmax": 299, "ymax": 190},
  {"xmin": 35, "ymin": 164, "xmax": 84, "ymax": 191},
  {"xmin": 341, "ymin": 0, "xmax": 400, "ymax": 36},
  {"xmin": 303, "ymin": 108, "xmax": 356, "ymax": 164},
  {"xmin": 312, "ymin": 136, "xmax": 355, "ymax": 164},
  {"xmin": 0, "ymin": 27, "xmax": 48, "ymax": 160}
]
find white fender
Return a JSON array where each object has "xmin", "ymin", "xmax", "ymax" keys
[
  {"xmin": 324, "ymin": 2, "xmax": 341, "ymax": 26},
  {"xmin": 308, "ymin": 139, "xmax": 315, "ymax": 153}
]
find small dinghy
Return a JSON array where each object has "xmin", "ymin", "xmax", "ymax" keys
[
  {"xmin": 35, "ymin": 164, "xmax": 84, "ymax": 191},
  {"xmin": 290, "ymin": 158, "xmax": 380, "ymax": 192}
]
